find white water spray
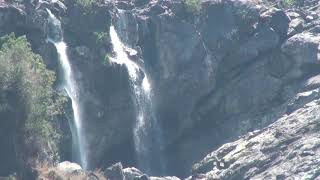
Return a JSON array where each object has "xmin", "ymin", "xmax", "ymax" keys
[
  {"xmin": 110, "ymin": 25, "xmax": 165, "ymax": 175},
  {"xmin": 46, "ymin": 9, "xmax": 88, "ymax": 169}
]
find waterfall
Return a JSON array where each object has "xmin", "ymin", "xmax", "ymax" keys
[
  {"xmin": 46, "ymin": 9, "xmax": 88, "ymax": 169},
  {"xmin": 110, "ymin": 25, "xmax": 165, "ymax": 175}
]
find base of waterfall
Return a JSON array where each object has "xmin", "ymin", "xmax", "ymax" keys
[{"xmin": 36, "ymin": 161, "xmax": 180, "ymax": 180}]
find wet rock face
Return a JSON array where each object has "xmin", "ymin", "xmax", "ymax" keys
[
  {"xmin": 58, "ymin": 36, "xmax": 137, "ymax": 169},
  {"xmin": 142, "ymin": 13, "xmax": 216, "ymax": 142},
  {"xmin": 59, "ymin": 5, "xmax": 135, "ymax": 170},
  {"xmin": 61, "ymin": 0, "xmax": 137, "ymax": 170},
  {"xmin": 78, "ymin": 64, "xmax": 136, "ymax": 169}
]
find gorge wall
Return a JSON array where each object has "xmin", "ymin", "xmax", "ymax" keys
[{"xmin": 1, "ymin": 0, "xmax": 320, "ymax": 179}]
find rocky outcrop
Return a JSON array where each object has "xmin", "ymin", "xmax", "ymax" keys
[{"xmin": 190, "ymin": 92, "xmax": 320, "ymax": 179}]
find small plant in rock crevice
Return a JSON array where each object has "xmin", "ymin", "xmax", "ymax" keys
[
  {"xmin": 184, "ymin": 0, "xmax": 202, "ymax": 14},
  {"xmin": 102, "ymin": 53, "xmax": 111, "ymax": 66},
  {"xmin": 282, "ymin": 0, "xmax": 296, "ymax": 6}
]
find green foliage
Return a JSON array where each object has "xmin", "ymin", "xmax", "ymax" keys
[
  {"xmin": 94, "ymin": 31, "xmax": 109, "ymax": 45},
  {"xmin": 282, "ymin": 0, "xmax": 295, "ymax": 6},
  {"xmin": 94, "ymin": 31, "xmax": 111, "ymax": 65},
  {"xmin": 102, "ymin": 54, "xmax": 111, "ymax": 66},
  {"xmin": 76, "ymin": 0, "xmax": 95, "ymax": 8},
  {"xmin": 0, "ymin": 33, "xmax": 61, "ymax": 141},
  {"xmin": 75, "ymin": 0, "xmax": 101, "ymax": 13},
  {"xmin": 184, "ymin": 0, "xmax": 201, "ymax": 13}
]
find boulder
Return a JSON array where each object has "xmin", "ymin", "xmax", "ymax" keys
[
  {"xmin": 104, "ymin": 162, "xmax": 125, "ymax": 180},
  {"xmin": 288, "ymin": 17, "xmax": 305, "ymax": 36},
  {"xmin": 123, "ymin": 167, "xmax": 146, "ymax": 180},
  {"xmin": 260, "ymin": 7, "xmax": 290, "ymax": 39},
  {"xmin": 282, "ymin": 32, "xmax": 320, "ymax": 65},
  {"xmin": 57, "ymin": 161, "xmax": 82, "ymax": 173}
]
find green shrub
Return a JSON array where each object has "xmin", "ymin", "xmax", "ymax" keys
[
  {"xmin": 184, "ymin": 0, "xmax": 201, "ymax": 13},
  {"xmin": 0, "ymin": 33, "xmax": 61, "ymax": 141}
]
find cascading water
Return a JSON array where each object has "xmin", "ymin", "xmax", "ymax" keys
[
  {"xmin": 46, "ymin": 9, "xmax": 88, "ymax": 169},
  {"xmin": 110, "ymin": 25, "xmax": 165, "ymax": 175}
]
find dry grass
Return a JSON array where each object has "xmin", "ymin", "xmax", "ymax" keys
[{"xmin": 36, "ymin": 163, "xmax": 106, "ymax": 180}]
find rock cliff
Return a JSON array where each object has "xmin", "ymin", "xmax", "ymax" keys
[
  {"xmin": 1, "ymin": 0, "xmax": 320, "ymax": 179},
  {"xmin": 110, "ymin": 0, "xmax": 320, "ymax": 177}
]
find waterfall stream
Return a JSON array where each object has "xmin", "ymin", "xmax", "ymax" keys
[
  {"xmin": 46, "ymin": 8, "xmax": 164, "ymax": 173},
  {"xmin": 110, "ymin": 25, "xmax": 165, "ymax": 175},
  {"xmin": 46, "ymin": 9, "xmax": 88, "ymax": 169}
]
